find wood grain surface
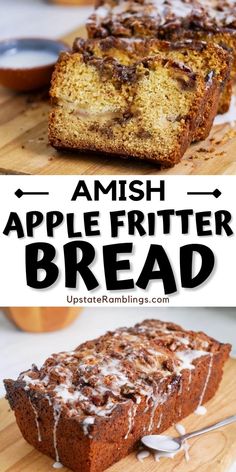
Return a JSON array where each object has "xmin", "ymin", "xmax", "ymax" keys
[
  {"xmin": 0, "ymin": 26, "xmax": 236, "ymax": 175},
  {"xmin": 1, "ymin": 358, "xmax": 236, "ymax": 472}
]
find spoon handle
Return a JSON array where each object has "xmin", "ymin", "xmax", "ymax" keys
[{"xmin": 182, "ymin": 414, "xmax": 236, "ymax": 442}]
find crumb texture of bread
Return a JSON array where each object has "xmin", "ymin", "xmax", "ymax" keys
[
  {"xmin": 73, "ymin": 36, "xmax": 232, "ymax": 140},
  {"xmin": 4, "ymin": 319, "xmax": 231, "ymax": 472},
  {"xmin": 49, "ymin": 50, "xmax": 207, "ymax": 165}
]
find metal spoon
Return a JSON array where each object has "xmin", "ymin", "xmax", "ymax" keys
[{"xmin": 141, "ymin": 414, "xmax": 236, "ymax": 453}]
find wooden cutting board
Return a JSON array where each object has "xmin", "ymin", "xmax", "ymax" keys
[
  {"xmin": 0, "ymin": 26, "xmax": 236, "ymax": 175},
  {"xmin": 1, "ymin": 358, "xmax": 236, "ymax": 472}
]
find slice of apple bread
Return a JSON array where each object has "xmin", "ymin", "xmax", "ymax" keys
[{"xmin": 49, "ymin": 45, "xmax": 207, "ymax": 166}]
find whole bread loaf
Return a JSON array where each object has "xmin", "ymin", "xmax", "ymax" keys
[{"xmin": 4, "ymin": 319, "xmax": 231, "ymax": 472}]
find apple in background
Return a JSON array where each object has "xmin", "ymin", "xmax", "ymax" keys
[{"xmin": 5, "ymin": 307, "xmax": 82, "ymax": 333}]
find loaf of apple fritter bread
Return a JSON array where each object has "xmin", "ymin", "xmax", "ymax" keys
[{"xmin": 4, "ymin": 319, "xmax": 231, "ymax": 472}]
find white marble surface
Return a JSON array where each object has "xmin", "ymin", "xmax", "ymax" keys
[
  {"xmin": 0, "ymin": 0, "xmax": 92, "ymax": 41},
  {"xmin": 0, "ymin": 307, "xmax": 236, "ymax": 470}
]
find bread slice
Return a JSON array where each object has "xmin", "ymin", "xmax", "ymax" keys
[
  {"xmin": 49, "ymin": 45, "xmax": 208, "ymax": 166},
  {"xmin": 73, "ymin": 37, "xmax": 232, "ymax": 141}
]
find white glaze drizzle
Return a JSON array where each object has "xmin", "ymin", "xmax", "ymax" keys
[
  {"xmin": 198, "ymin": 354, "xmax": 213, "ymax": 407},
  {"xmin": 53, "ymin": 462, "xmax": 63, "ymax": 469},
  {"xmin": 154, "ymin": 450, "xmax": 176, "ymax": 461},
  {"xmin": 137, "ymin": 450, "xmax": 150, "ymax": 462},
  {"xmin": 178, "ymin": 376, "xmax": 183, "ymax": 417},
  {"xmin": 125, "ymin": 403, "xmax": 138, "ymax": 439},
  {"xmin": 157, "ymin": 412, "xmax": 163, "ymax": 429},
  {"xmin": 144, "ymin": 391, "xmax": 152, "ymax": 413},
  {"xmin": 53, "ymin": 405, "xmax": 61, "ymax": 463},
  {"xmin": 176, "ymin": 350, "xmax": 208, "ymax": 372},
  {"xmin": 82, "ymin": 416, "xmax": 95, "ymax": 438},
  {"xmin": 28, "ymin": 397, "xmax": 42, "ymax": 442},
  {"xmin": 178, "ymin": 405, "xmax": 182, "ymax": 418},
  {"xmin": 188, "ymin": 370, "xmax": 192, "ymax": 391},
  {"xmin": 148, "ymin": 393, "xmax": 163, "ymax": 432},
  {"xmin": 178, "ymin": 378, "xmax": 183, "ymax": 396},
  {"xmin": 175, "ymin": 423, "xmax": 186, "ymax": 436},
  {"xmin": 195, "ymin": 405, "xmax": 207, "ymax": 416},
  {"xmin": 178, "ymin": 337, "xmax": 189, "ymax": 346},
  {"xmin": 182, "ymin": 441, "xmax": 190, "ymax": 462}
]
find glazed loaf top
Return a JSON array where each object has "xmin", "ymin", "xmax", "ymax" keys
[
  {"xmin": 10, "ymin": 320, "xmax": 230, "ymax": 438},
  {"xmin": 87, "ymin": 0, "xmax": 236, "ymax": 39}
]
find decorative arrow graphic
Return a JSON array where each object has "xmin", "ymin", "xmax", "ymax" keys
[
  {"xmin": 187, "ymin": 189, "xmax": 222, "ymax": 199},
  {"xmin": 15, "ymin": 189, "xmax": 49, "ymax": 199}
]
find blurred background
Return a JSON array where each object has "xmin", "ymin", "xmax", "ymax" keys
[
  {"xmin": 0, "ymin": 0, "xmax": 93, "ymax": 41},
  {"xmin": 1, "ymin": 306, "xmax": 236, "ymax": 397}
]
